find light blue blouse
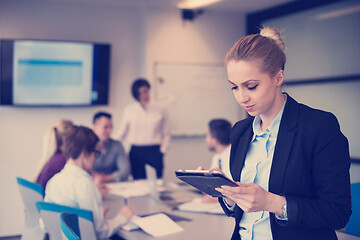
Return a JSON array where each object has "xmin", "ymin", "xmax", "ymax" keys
[{"xmin": 239, "ymin": 95, "xmax": 287, "ymax": 240}]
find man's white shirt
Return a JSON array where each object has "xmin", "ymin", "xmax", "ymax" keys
[{"xmin": 210, "ymin": 145, "xmax": 232, "ymax": 179}]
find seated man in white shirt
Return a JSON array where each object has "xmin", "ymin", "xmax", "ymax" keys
[{"xmin": 203, "ymin": 119, "xmax": 232, "ymax": 203}]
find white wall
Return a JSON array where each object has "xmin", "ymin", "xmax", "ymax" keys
[
  {"xmin": 263, "ymin": 0, "xmax": 360, "ymax": 183},
  {"xmin": 144, "ymin": 8, "xmax": 245, "ymax": 181},
  {"xmin": 0, "ymin": 1, "xmax": 245, "ymax": 236}
]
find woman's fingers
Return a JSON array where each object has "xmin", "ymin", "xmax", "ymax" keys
[
  {"xmin": 216, "ymin": 186, "xmax": 250, "ymax": 201},
  {"xmin": 210, "ymin": 167, "xmax": 224, "ymax": 174},
  {"xmin": 216, "ymin": 183, "xmax": 269, "ymax": 213},
  {"xmin": 216, "ymin": 187, "xmax": 254, "ymax": 212},
  {"xmin": 196, "ymin": 166, "xmax": 206, "ymax": 170},
  {"xmin": 220, "ymin": 184, "xmax": 254, "ymax": 195}
]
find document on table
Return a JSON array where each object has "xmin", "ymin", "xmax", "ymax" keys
[
  {"xmin": 177, "ymin": 197, "xmax": 224, "ymax": 214},
  {"xmin": 106, "ymin": 180, "xmax": 150, "ymax": 198},
  {"xmin": 122, "ymin": 217, "xmax": 141, "ymax": 231},
  {"xmin": 131, "ymin": 213, "xmax": 184, "ymax": 237},
  {"xmin": 106, "ymin": 180, "xmax": 166, "ymax": 198}
]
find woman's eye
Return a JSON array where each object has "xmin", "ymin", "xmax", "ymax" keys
[
  {"xmin": 231, "ymin": 86, "xmax": 238, "ymax": 90},
  {"xmin": 247, "ymin": 85, "xmax": 258, "ymax": 90}
]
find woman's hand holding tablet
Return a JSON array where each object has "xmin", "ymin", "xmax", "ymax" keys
[
  {"xmin": 175, "ymin": 168, "xmax": 237, "ymax": 198},
  {"xmin": 215, "ymin": 182, "xmax": 286, "ymax": 216}
]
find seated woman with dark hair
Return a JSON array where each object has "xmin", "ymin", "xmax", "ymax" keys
[{"xmin": 45, "ymin": 125, "xmax": 133, "ymax": 240}]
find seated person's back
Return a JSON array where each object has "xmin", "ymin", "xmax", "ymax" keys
[{"xmin": 45, "ymin": 125, "xmax": 133, "ymax": 240}]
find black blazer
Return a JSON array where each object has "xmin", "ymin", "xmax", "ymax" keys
[{"xmin": 219, "ymin": 94, "xmax": 352, "ymax": 240}]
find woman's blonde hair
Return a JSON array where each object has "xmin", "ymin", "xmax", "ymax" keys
[
  {"xmin": 225, "ymin": 27, "xmax": 286, "ymax": 77},
  {"xmin": 34, "ymin": 119, "xmax": 74, "ymax": 179}
]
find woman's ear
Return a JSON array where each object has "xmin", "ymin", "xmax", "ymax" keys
[{"xmin": 276, "ymin": 70, "xmax": 284, "ymax": 86}]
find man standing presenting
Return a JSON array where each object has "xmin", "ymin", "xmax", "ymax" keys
[{"xmin": 92, "ymin": 111, "xmax": 130, "ymax": 182}]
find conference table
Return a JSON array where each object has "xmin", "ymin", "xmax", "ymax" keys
[
  {"xmin": 103, "ymin": 180, "xmax": 233, "ymax": 239},
  {"xmin": 103, "ymin": 180, "xmax": 360, "ymax": 240}
]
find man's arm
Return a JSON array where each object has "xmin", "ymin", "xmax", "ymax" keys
[{"xmin": 112, "ymin": 141, "xmax": 130, "ymax": 181}]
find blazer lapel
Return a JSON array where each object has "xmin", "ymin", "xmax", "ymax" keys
[
  {"xmin": 269, "ymin": 94, "xmax": 298, "ymax": 194},
  {"xmin": 231, "ymin": 124, "xmax": 253, "ymax": 182}
]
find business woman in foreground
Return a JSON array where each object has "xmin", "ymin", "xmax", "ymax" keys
[{"xmin": 215, "ymin": 27, "xmax": 351, "ymax": 240}]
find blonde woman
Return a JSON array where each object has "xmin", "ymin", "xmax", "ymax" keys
[
  {"xmin": 35, "ymin": 119, "xmax": 73, "ymax": 190},
  {"xmin": 215, "ymin": 28, "xmax": 351, "ymax": 240}
]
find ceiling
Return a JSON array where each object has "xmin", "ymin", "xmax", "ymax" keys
[
  {"xmin": 191, "ymin": 0, "xmax": 297, "ymax": 12},
  {"xmin": 51, "ymin": 0, "xmax": 297, "ymax": 14}
]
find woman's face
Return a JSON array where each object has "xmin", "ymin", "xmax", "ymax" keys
[
  {"xmin": 226, "ymin": 60, "xmax": 283, "ymax": 118},
  {"xmin": 138, "ymin": 86, "xmax": 150, "ymax": 105}
]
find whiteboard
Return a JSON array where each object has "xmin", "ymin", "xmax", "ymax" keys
[{"xmin": 154, "ymin": 62, "xmax": 244, "ymax": 136}]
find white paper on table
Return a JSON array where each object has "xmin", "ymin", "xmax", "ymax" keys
[
  {"xmin": 106, "ymin": 180, "xmax": 150, "ymax": 198},
  {"xmin": 177, "ymin": 197, "xmax": 224, "ymax": 214},
  {"xmin": 122, "ymin": 215, "xmax": 141, "ymax": 231},
  {"xmin": 106, "ymin": 180, "xmax": 166, "ymax": 198},
  {"xmin": 131, "ymin": 213, "xmax": 184, "ymax": 237}
]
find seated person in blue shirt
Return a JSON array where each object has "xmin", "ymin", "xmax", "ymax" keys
[
  {"xmin": 45, "ymin": 126, "xmax": 133, "ymax": 240},
  {"xmin": 92, "ymin": 111, "xmax": 130, "ymax": 183}
]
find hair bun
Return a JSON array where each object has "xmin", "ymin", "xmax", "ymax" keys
[{"xmin": 260, "ymin": 27, "xmax": 285, "ymax": 51}]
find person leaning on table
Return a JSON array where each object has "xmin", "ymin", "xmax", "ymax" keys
[
  {"xmin": 45, "ymin": 125, "xmax": 133, "ymax": 240},
  {"xmin": 214, "ymin": 27, "xmax": 351, "ymax": 240}
]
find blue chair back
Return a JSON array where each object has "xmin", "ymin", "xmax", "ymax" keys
[
  {"xmin": 16, "ymin": 177, "xmax": 46, "ymax": 240},
  {"xmin": 36, "ymin": 201, "xmax": 96, "ymax": 240},
  {"xmin": 60, "ymin": 213, "xmax": 81, "ymax": 240},
  {"xmin": 346, "ymin": 182, "xmax": 360, "ymax": 237}
]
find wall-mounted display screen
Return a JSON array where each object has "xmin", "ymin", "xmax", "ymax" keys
[{"xmin": 0, "ymin": 39, "xmax": 110, "ymax": 106}]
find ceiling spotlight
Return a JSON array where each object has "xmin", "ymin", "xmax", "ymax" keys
[{"xmin": 177, "ymin": 0, "xmax": 223, "ymax": 10}]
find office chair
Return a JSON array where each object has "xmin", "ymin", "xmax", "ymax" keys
[
  {"xmin": 16, "ymin": 177, "xmax": 46, "ymax": 240},
  {"xmin": 346, "ymin": 182, "xmax": 360, "ymax": 237},
  {"xmin": 36, "ymin": 201, "xmax": 97, "ymax": 240},
  {"xmin": 60, "ymin": 212, "xmax": 81, "ymax": 240}
]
